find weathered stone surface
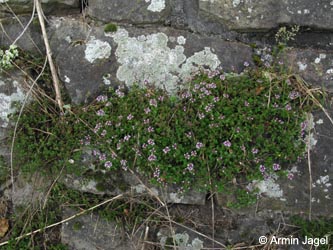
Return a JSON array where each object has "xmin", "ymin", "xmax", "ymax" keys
[
  {"xmin": 199, "ymin": 0, "xmax": 333, "ymax": 31},
  {"xmin": 3, "ymin": 172, "xmax": 51, "ymax": 209},
  {"xmin": 61, "ymin": 208, "xmax": 140, "ymax": 250},
  {"xmin": 0, "ymin": 70, "xmax": 26, "ymax": 161},
  {"xmin": 48, "ymin": 16, "xmax": 252, "ymax": 103},
  {"xmin": 0, "ymin": 0, "xmax": 80, "ymax": 17},
  {"xmin": 61, "ymin": 171, "xmax": 206, "ymax": 205},
  {"xmin": 284, "ymin": 48, "xmax": 333, "ymax": 91},
  {"xmin": 87, "ymin": 0, "xmax": 170, "ymax": 24}
]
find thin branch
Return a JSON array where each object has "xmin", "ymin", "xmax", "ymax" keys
[
  {"xmin": 35, "ymin": 0, "xmax": 63, "ymax": 111},
  {"xmin": 4, "ymin": 1, "xmax": 43, "ymax": 55}
]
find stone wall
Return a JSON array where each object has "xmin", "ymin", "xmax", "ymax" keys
[{"xmin": 0, "ymin": 0, "xmax": 333, "ymax": 216}]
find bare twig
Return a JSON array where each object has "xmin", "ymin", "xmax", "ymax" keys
[
  {"xmin": 4, "ymin": 1, "xmax": 42, "ymax": 55},
  {"xmin": 0, "ymin": 194, "xmax": 124, "ymax": 247},
  {"xmin": 35, "ymin": 0, "xmax": 63, "ymax": 111},
  {"xmin": 307, "ymin": 119, "xmax": 312, "ymax": 221}
]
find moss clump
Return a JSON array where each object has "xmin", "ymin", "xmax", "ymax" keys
[{"xmin": 104, "ymin": 23, "xmax": 118, "ymax": 33}]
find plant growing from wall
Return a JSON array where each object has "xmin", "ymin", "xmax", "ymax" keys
[{"xmin": 13, "ymin": 66, "xmax": 323, "ymax": 203}]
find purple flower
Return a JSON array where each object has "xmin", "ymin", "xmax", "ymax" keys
[
  {"xmin": 163, "ymin": 147, "xmax": 170, "ymax": 154},
  {"xmin": 104, "ymin": 161, "xmax": 112, "ymax": 169},
  {"xmin": 144, "ymin": 119, "xmax": 150, "ymax": 124},
  {"xmin": 273, "ymin": 163, "xmax": 281, "ymax": 171},
  {"xmin": 99, "ymin": 153, "xmax": 106, "ymax": 161},
  {"xmin": 223, "ymin": 93, "xmax": 229, "ymax": 99},
  {"xmin": 172, "ymin": 143, "xmax": 177, "ymax": 150},
  {"xmin": 127, "ymin": 114, "xmax": 134, "ymax": 120},
  {"xmin": 101, "ymin": 129, "xmax": 107, "ymax": 137},
  {"xmin": 196, "ymin": 142, "xmax": 204, "ymax": 149},
  {"xmin": 147, "ymin": 126, "xmax": 154, "ymax": 133},
  {"xmin": 147, "ymin": 139, "xmax": 155, "ymax": 145},
  {"xmin": 120, "ymin": 159, "xmax": 127, "ymax": 166},
  {"xmin": 213, "ymin": 96, "xmax": 220, "ymax": 102},
  {"xmin": 244, "ymin": 101, "xmax": 249, "ymax": 107},
  {"xmin": 288, "ymin": 173, "xmax": 294, "ymax": 180},
  {"xmin": 187, "ymin": 163, "xmax": 194, "ymax": 171},
  {"xmin": 223, "ymin": 140, "xmax": 231, "ymax": 147},
  {"xmin": 153, "ymin": 167, "xmax": 160, "ymax": 178},
  {"xmin": 259, "ymin": 164, "xmax": 266, "ymax": 173},
  {"xmin": 275, "ymin": 94, "xmax": 280, "ymax": 99},
  {"xmin": 149, "ymin": 99, "xmax": 157, "ymax": 107},
  {"xmin": 252, "ymin": 148, "xmax": 259, "ymax": 154},
  {"xmin": 184, "ymin": 153, "xmax": 190, "ymax": 160},
  {"xmin": 144, "ymin": 107, "xmax": 151, "ymax": 114},
  {"xmin": 244, "ymin": 61, "xmax": 250, "ymax": 67},
  {"xmin": 105, "ymin": 121, "xmax": 112, "ymax": 126},
  {"xmin": 96, "ymin": 109, "xmax": 105, "ymax": 116},
  {"xmin": 158, "ymin": 95, "xmax": 164, "ymax": 102},
  {"xmin": 301, "ymin": 121, "xmax": 307, "ymax": 131},
  {"xmin": 115, "ymin": 89, "xmax": 124, "ymax": 98},
  {"xmin": 148, "ymin": 154, "xmax": 157, "ymax": 162},
  {"xmin": 93, "ymin": 149, "xmax": 100, "ymax": 156},
  {"xmin": 198, "ymin": 113, "xmax": 205, "ymax": 120},
  {"xmin": 220, "ymin": 74, "xmax": 226, "ymax": 80},
  {"xmin": 289, "ymin": 91, "xmax": 300, "ymax": 100},
  {"xmin": 205, "ymin": 104, "xmax": 214, "ymax": 113},
  {"xmin": 285, "ymin": 104, "xmax": 292, "ymax": 111},
  {"xmin": 185, "ymin": 132, "xmax": 192, "ymax": 138},
  {"xmin": 96, "ymin": 95, "xmax": 108, "ymax": 102},
  {"xmin": 191, "ymin": 151, "xmax": 197, "ymax": 157},
  {"xmin": 124, "ymin": 135, "xmax": 131, "ymax": 141}
]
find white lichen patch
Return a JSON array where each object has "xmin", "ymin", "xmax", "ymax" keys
[
  {"xmin": 297, "ymin": 61, "xmax": 307, "ymax": 71},
  {"xmin": 84, "ymin": 36, "xmax": 111, "ymax": 63},
  {"xmin": 252, "ymin": 177, "xmax": 283, "ymax": 198},
  {"xmin": 102, "ymin": 73, "xmax": 111, "ymax": 85},
  {"xmin": 0, "ymin": 80, "xmax": 25, "ymax": 128},
  {"xmin": 64, "ymin": 75, "xmax": 71, "ymax": 83},
  {"xmin": 316, "ymin": 175, "xmax": 330, "ymax": 186},
  {"xmin": 304, "ymin": 113, "xmax": 317, "ymax": 150},
  {"xmin": 160, "ymin": 232, "xmax": 203, "ymax": 250},
  {"xmin": 146, "ymin": 0, "xmax": 165, "ymax": 12},
  {"xmin": 326, "ymin": 68, "xmax": 333, "ymax": 74},
  {"xmin": 177, "ymin": 36, "xmax": 186, "ymax": 45},
  {"xmin": 232, "ymin": 0, "xmax": 241, "ymax": 7},
  {"xmin": 316, "ymin": 119, "xmax": 324, "ymax": 124},
  {"xmin": 169, "ymin": 192, "xmax": 184, "ymax": 203},
  {"xmin": 108, "ymin": 29, "xmax": 221, "ymax": 93}
]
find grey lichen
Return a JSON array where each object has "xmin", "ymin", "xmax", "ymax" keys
[
  {"xmin": 84, "ymin": 36, "xmax": 112, "ymax": 64},
  {"xmin": 107, "ymin": 28, "xmax": 220, "ymax": 93}
]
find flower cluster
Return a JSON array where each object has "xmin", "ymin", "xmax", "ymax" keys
[{"xmin": 70, "ymin": 69, "xmax": 310, "ymax": 193}]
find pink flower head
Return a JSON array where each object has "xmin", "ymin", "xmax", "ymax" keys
[
  {"xmin": 223, "ymin": 140, "xmax": 231, "ymax": 147},
  {"xmin": 273, "ymin": 163, "xmax": 281, "ymax": 171},
  {"xmin": 259, "ymin": 164, "xmax": 266, "ymax": 173},
  {"xmin": 104, "ymin": 161, "xmax": 112, "ymax": 169}
]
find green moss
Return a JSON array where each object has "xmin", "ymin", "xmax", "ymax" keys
[{"xmin": 104, "ymin": 23, "xmax": 118, "ymax": 33}]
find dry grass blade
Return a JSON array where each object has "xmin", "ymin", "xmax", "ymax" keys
[
  {"xmin": 293, "ymin": 75, "xmax": 333, "ymax": 127},
  {"xmin": 10, "ymin": 57, "xmax": 48, "ymax": 194}
]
